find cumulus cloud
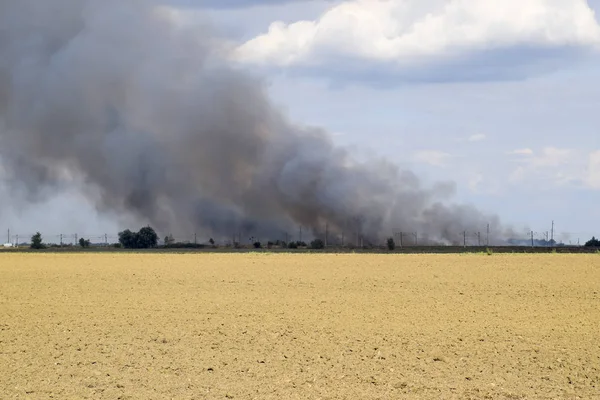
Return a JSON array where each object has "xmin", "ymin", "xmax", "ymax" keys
[
  {"xmin": 526, "ymin": 147, "xmax": 575, "ymax": 168},
  {"xmin": 584, "ymin": 150, "xmax": 600, "ymax": 189},
  {"xmin": 413, "ymin": 150, "xmax": 452, "ymax": 167},
  {"xmin": 234, "ymin": 0, "xmax": 600, "ymax": 81},
  {"xmin": 508, "ymin": 147, "xmax": 584, "ymax": 186},
  {"xmin": 188, "ymin": 0, "xmax": 338, "ymax": 9},
  {"xmin": 509, "ymin": 148, "xmax": 534, "ymax": 155},
  {"xmin": 467, "ymin": 134, "xmax": 486, "ymax": 142}
]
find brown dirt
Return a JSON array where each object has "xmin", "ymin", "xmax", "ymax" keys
[{"xmin": 1, "ymin": 253, "xmax": 599, "ymax": 399}]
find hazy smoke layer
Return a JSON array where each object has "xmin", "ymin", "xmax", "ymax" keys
[{"xmin": 0, "ymin": 0, "xmax": 505, "ymax": 244}]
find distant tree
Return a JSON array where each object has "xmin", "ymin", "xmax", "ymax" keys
[
  {"xmin": 118, "ymin": 229, "xmax": 138, "ymax": 249},
  {"xmin": 288, "ymin": 241, "xmax": 298, "ymax": 249},
  {"xmin": 118, "ymin": 227, "xmax": 158, "ymax": 249},
  {"xmin": 164, "ymin": 234, "xmax": 175, "ymax": 246},
  {"xmin": 209, "ymin": 238, "xmax": 215, "ymax": 247},
  {"xmin": 30, "ymin": 232, "xmax": 45, "ymax": 249},
  {"xmin": 387, "ymin": 237, "xmax": 396, "ymax": 251},
  {"xmin": 585, "ymin": 236, "xmax": 600, "ymax": 247},
  {"xmin": 310, "ymin": 238, "xmax": 325, "ymax": 250},
  {"xmin": 137, "ymin": 226, "xmax": 158, "ymax": 248},
  {"xmin": 79, "ymin": 238, "xmax": 91, "ymax": 248},
  {"xmin": 253, "ymin": 241, "xmax": 262, "ymax": 249}
]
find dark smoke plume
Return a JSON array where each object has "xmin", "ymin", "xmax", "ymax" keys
[{"xmin": 0, "ymin": 0, "xmax": 507, "ymax": 244}]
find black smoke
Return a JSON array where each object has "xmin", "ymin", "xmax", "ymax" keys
[{"xmin": 0, "ymin": 0, "xmax": 507, "ymax": 244}]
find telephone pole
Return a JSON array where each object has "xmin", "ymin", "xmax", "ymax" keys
[
  {"xmin": 486, "ymin": 223, "xmax": 490, "ymax": 246},
  {"xmin": 325, "ymin": 223, "xmax": 329, "ymax": 247},
  {"xmin": 463, "ymin": 231, "xmax": 467, "ymax": 248},
  {"xmin": 531, "ymin": 231, "xmax": 534, "ymax": 248},
  {"xmin": 551, "ymin": 221, "xmax": 554, "ymax": 244}
]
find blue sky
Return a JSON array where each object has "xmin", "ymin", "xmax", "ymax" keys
[
  {"xmin": 1, "ymin": 0, "xmax": 599, "ymax": 242},
  {"xmin": 196, "ymin": 0, "xmax": 600, "ymax": 242}
]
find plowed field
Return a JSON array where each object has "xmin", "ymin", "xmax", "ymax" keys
[{"xmin": 1, "ymin": 253, "xmax": 599, "ymax": 399}]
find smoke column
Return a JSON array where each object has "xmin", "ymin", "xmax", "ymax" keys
[{"xmin": 0, "ymin": 0, "xmax": 507, "ymax": 244}]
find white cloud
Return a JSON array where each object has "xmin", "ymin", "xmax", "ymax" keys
[
  {"xmin": 467, "ymin": 133, "xmax": 486, "ymax": 142},
  {"xmin": 234, "ymin": 0, "xmax": 600, "ymax": 70},
  {"xmin": 527, "ymin": 147, "xmax": 574, "ymax": 168},
  {"xmin": 509, "ymin": 148, "xmax": 534, "ymax": 155},
  {"xmin": 584, "ymin": 150, "xmax": 600, "ymax": 189},
  {"xmin": 413, "ymin": 150, "xmax": 452, "ymax": 167},
  {"xmin": 468, "ymin": 172, "xmax": 483, "ymax": 192},
  {"xmin": 508, "ymin": 147, "xmax": 584, "ymax": 186}
]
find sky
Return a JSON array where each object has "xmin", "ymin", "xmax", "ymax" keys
[{"xmin": 1, "ymin": 0, "xmax": 599, "ymax": 243}]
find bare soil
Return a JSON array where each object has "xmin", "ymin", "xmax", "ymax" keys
[{"xmin": 1, "ymin": 253, "xmax": 599, "ymax": 399}]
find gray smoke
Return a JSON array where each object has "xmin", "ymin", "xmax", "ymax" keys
[{"xmin": 0, "ymin": 0, "xmax": 508, "ymax": 244}]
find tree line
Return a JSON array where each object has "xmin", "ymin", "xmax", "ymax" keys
[
  {"xmin": 585, "ymin": 237, "xmax": 600, "ymax": 247},
  {"xmin": 24, "ymin": 228, "xmax": 600, "ymax": 250}
]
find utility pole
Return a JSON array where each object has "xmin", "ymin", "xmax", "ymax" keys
[
  {"xmin": 551, "ymin": 221, "xmax": 554, "ymax": 244},
  {"xmin": 7, "ymin": 228, "xmax": 10, "ymax": 244},
  {"xmin": 400, "ymin": 232, "xmax": 403, "ymax": 248},
  {"xmin": 477, "ymin": 231, "xmax": 481, "ymax": 247},
  {"xmin": 60, "ymin": 234, "xmax": 63, "ymax": 247},
  {"xmin": 75, "ymin": 233, "xmax": 78, "ymax": 245},
  {"xmin": 486, "ymin": 224, "xmax": 490, "ymax": 246},
  {"xmin": 194, "ymin": 233, "xmax": 197, "ymax": 245},
  {"xmin": 105, "ymin": 234, "xmax": 108, "ymax": 246},
  {"xmin": 325, "ymin": 223, "xmax": 328, "ymax": 248},
  {"xmin": 16, "ymin": 234, "xmax": 18, "ymax": 248},
  {"xmin": 299, "ymin": 226, "xmax": 302, "ymax": 243},
  {"xmin": 531, "ymin": 231, "xmax": 534, "ymax": 248},
  {"xmin": 463, "ymin": 231, "xmax": 467, "ymax": 248}
]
